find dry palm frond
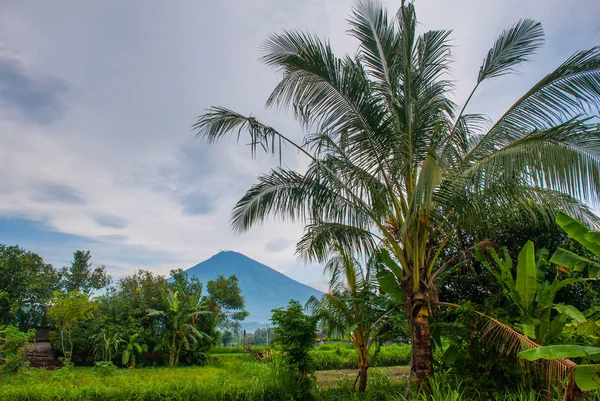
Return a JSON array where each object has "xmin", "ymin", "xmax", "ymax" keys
[{"xmin": 437, "ymin": 302, "xmax": 576, "ymax": 398}]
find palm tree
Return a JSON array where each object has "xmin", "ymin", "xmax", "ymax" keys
[
  {"xmin": 194, "ymin": 0, "xmax": 600, "ymax": 387},
  {"xmin": 307, "ymin": 250, "xmax": 391, "ymax": 392},
  {"xmin": 147, "ymin": 289, "xmax": 210, "ymax": 366}
]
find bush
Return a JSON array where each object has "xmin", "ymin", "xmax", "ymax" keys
[{"xmin": 0, "ymin": 325, "xmax": 35, "ymax": 373}]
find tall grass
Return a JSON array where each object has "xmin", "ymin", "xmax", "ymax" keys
[{"xmin": 0, "ymin": 361, "xmax": 297, "ymax": 401}]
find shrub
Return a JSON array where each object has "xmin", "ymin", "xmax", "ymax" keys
[{"xmin": 0, "ymin": 325, "xmax": 35, "ymax": 373}]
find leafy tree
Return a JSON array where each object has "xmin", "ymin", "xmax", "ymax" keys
[
  {"xmin": 307, "ymin": 251, "xmax": 389, "ymax": 392},
  {"xmin": 206, "ymin": 274, "xmax": 249, "ymax": 327},
  {"xmin": 194, "ymin": 0, "xmax": 600, "ymax": 387},
  {"xmin": 170, "ymin": 268, "xmax": 202, "ymax": 295},
  {"xmin": 99, "ymin": 270, "xmax": 170, "ymax": 358},
  {"xmin": 0, "ymin": 245, "xmax": 60, "ymax": 329},
  {"xmin": 271, "ymin": 300, "xmax": 318, "ymax": 394},
  {"xmin": 147, "ymin": 289, "xmax": 211, "ymax": 367},
  {"xmin": 61, "ymin": 250, "xmax": 111, "ymax": 296},
  {"xmin": 221, "ymin": 330, "xmax": 233, "ymax": 346},
  {"xmin": 47, "ymin": 291, "xmax": 97, "ymax": 364}
]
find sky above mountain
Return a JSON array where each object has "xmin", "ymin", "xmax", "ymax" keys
[{"xmin": 0, "ymin": 0, "xmax": 599, "ymax": 291}]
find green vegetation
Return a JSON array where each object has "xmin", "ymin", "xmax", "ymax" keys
[
  {"xmin": 1, "ymin": 0, "xmax": 600, "ymax": 399},
  {"xmin": 311, "ymin": 343, "xmax": 411, "ymax": 371},
  {"xmin": 0, "ymin": 325, "xmax": 35, "ymax": 373},
  {"xmin": 195, "ymin": 0, "xmax": 600, "ymax": 390}
]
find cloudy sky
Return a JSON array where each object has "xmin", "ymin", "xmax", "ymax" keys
[{"xmin": 0, "ymin": 0, "xmax": 599, "ymax": 291}]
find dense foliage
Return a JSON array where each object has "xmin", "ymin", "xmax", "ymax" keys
[{"xmin": 0, "ymin": 245, "xmax": 248, "ymax": 369}]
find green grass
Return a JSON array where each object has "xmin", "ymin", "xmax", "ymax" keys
[
  {"xmin": 211, "ymin": 345, "xmax": 270, "ymax": 354},
  {"xmin": 0, "ymin": 361, "xmax": 297, "ymax": 401},
  {"xmin": 311, "ymin": 343, "xmax": 411, "ymax": 370},
  {"xmin": 209, "ymin": 343, "xmax": 411, "ymax": 370}
]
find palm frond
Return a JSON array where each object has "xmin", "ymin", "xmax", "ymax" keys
[
  {"xmin": 467, "ymin": 46, "xmax": 600, "ymax": 163},
  {"xmin": 478, "ymin": 19, "xmax": 545, "ymax": 82},
  {"xmin": 296, "ymin": 220, "xmax": 377, "ymax": 263}
]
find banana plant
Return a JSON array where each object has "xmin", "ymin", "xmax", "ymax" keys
[
  {"xmin": 520, "ymin": 345, "xmax": 600, "ymax": 392},
  {"xmin": 475, "ymin": 240, "xmax": 589, "ymax": 345},
  {"xmin": 550, "ymin": 212, "xmax": 600, "ymax": 277},
  {"xmin": 121, "ymin": 333, "xmax": 148, "ymax": 368}
]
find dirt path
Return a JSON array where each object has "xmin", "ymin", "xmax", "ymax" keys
[{"xmin": 315, "ymin": 366, "xmax": 410, "ymax": 387}]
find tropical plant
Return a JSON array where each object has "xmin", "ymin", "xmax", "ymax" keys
[
  {"xmin": 307, "ymin": 250, "xmax": 390, "ymax": 392},
  {"xmin": 121, "ymin": 333, "xmax": 147, "ymax": 368},
  {"xmin": 194, "ymin": 0, "xmax": 600, "ymax": 388},
  {"xmin": 92, "ymin": 326, "xmax": 122, "ymax": 363},
  {"xmin": 551, "ymin": 212, "xmax": 600, "ymax": 276},
  {"xmin": 147, "ymin": 289, "xmax": 211, "ymax": 367},
  {"xmin": 475, "ymin": 240, "xmax": 593, "ymax": 345},
  {"xmin": 520, "ymin": 345, "xmax": 600, "ymax": 394}
]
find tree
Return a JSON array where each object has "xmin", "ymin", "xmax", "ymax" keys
[
  {"xmin": 271, "ymin": 300, "xmax": 318, "ymax": 398},
  {"xmin": 194, "ymin": 0, "xmax": 600, "ymax": 388},
  {"xmin": 147, "ymin": 289, "xmax": 211, "ymax": 366},
  {"xmin": 221, "ymin": 330, "xmax": 233, "ymax": 346},
  {"xmin": 47, "ymin": 291, "xmax": 97, "ymax": 364},
  {"xmin": 0, "ymin": 245, "xmax": 60, "ymax": 329},
  {"xmin": 61, "ymin": 250, "xmax": 111, "ymax": 296},
  {"xmin": 307, "ymin": 251, "xmax": 389, "ymax": 392},
  {"xmin": 206, "ymin": 274, "xmax": 249, "ymax": 328}
]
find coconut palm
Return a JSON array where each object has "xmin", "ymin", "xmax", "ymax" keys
[
  {"xmin": 194, "ymin": 0, "xmax": 600, "ymax": 387},
  {"xmin": 307, "ymin": 250, "xmax": 390, "ymax": 392},
  {"xmin": 147, "ymin": 289, "xmax": 210, "ymax": 366}
]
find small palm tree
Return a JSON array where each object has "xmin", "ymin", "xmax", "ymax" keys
[
  {"xmin": 147, "ymin": 290, "xmax": 210, "ymax": 366},
  {"xmin": 307, "ymin": 250, "xmax": 390, "ymax": 392},
  {"xmin": 194, "ymin": 0, "xmax": 600, "ymax": 388}
]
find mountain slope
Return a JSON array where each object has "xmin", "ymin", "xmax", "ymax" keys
[{"xmin": 184, "ymin": 251, "xmax": 323, "ymax": 324}]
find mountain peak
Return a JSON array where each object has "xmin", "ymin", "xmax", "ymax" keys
[{"xmin": 185, "ymin": 251, "xmax": 322, "ymax": 324}]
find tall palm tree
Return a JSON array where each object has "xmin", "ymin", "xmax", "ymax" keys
[
  {"xmin": 194, "ymin": 0, "xmax": 600, "ymax": 387},
  {"xmin": 307, "ymin": 250, "xmax": 389, "ymax": 392},
  {"xmin": 147, "ymin": 289, "xmax": 210, "ymax": 366}
]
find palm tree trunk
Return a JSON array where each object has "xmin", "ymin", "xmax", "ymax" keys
[
  {"xmin": 358, "ymin": 365, "xmax": 368, "ymax": 392},
  {"xmin": 412, "ymin": 305, "xmax": 433, "ymax": 390}
]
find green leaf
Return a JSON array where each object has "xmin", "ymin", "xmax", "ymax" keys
[
  {"xmin": 442, "ymin": 344, "xmax": 458, "ymax": 366},
  {"xmin": 557, "ymin": 212, "xmax": 600, "ymax": 257},
  {"xmin": 574, "ymin": 364, "xmax": 600, "ymax": 391},
  {"xmin": 553, "ymin": 304, "xmax": 586, "ymax": 323},
  {"xmin": 550, "ymin": 247, "xmax": 593, "ymax": 272},
  {"xmin": 516, "ymin": 241, "xmax": 537, "ymax": 309},
  {"xmin": 376, "ymin": 270, "xmax": 404, "ymax": 301},
  {"xmin": 519, "ymin": 345, "xmax": 600, "ymax": 361}
]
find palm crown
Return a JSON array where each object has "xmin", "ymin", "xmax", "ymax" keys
[{"xmin": 194, "ymin": 0, "xmax": 600, "ymax": 384}]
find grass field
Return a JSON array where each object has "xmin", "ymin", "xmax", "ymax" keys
[
  {"xmin": 0, "ymin": 361, "xmax": 409, "ymax": 401},
  {"xmin": 210, "ymin": 343, "xmax": 411, "ymax": 370}
]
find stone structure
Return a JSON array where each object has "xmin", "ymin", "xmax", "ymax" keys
[{"xmin": 26, "ymin": 328, "xmax": 55, "ymax": 368}]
